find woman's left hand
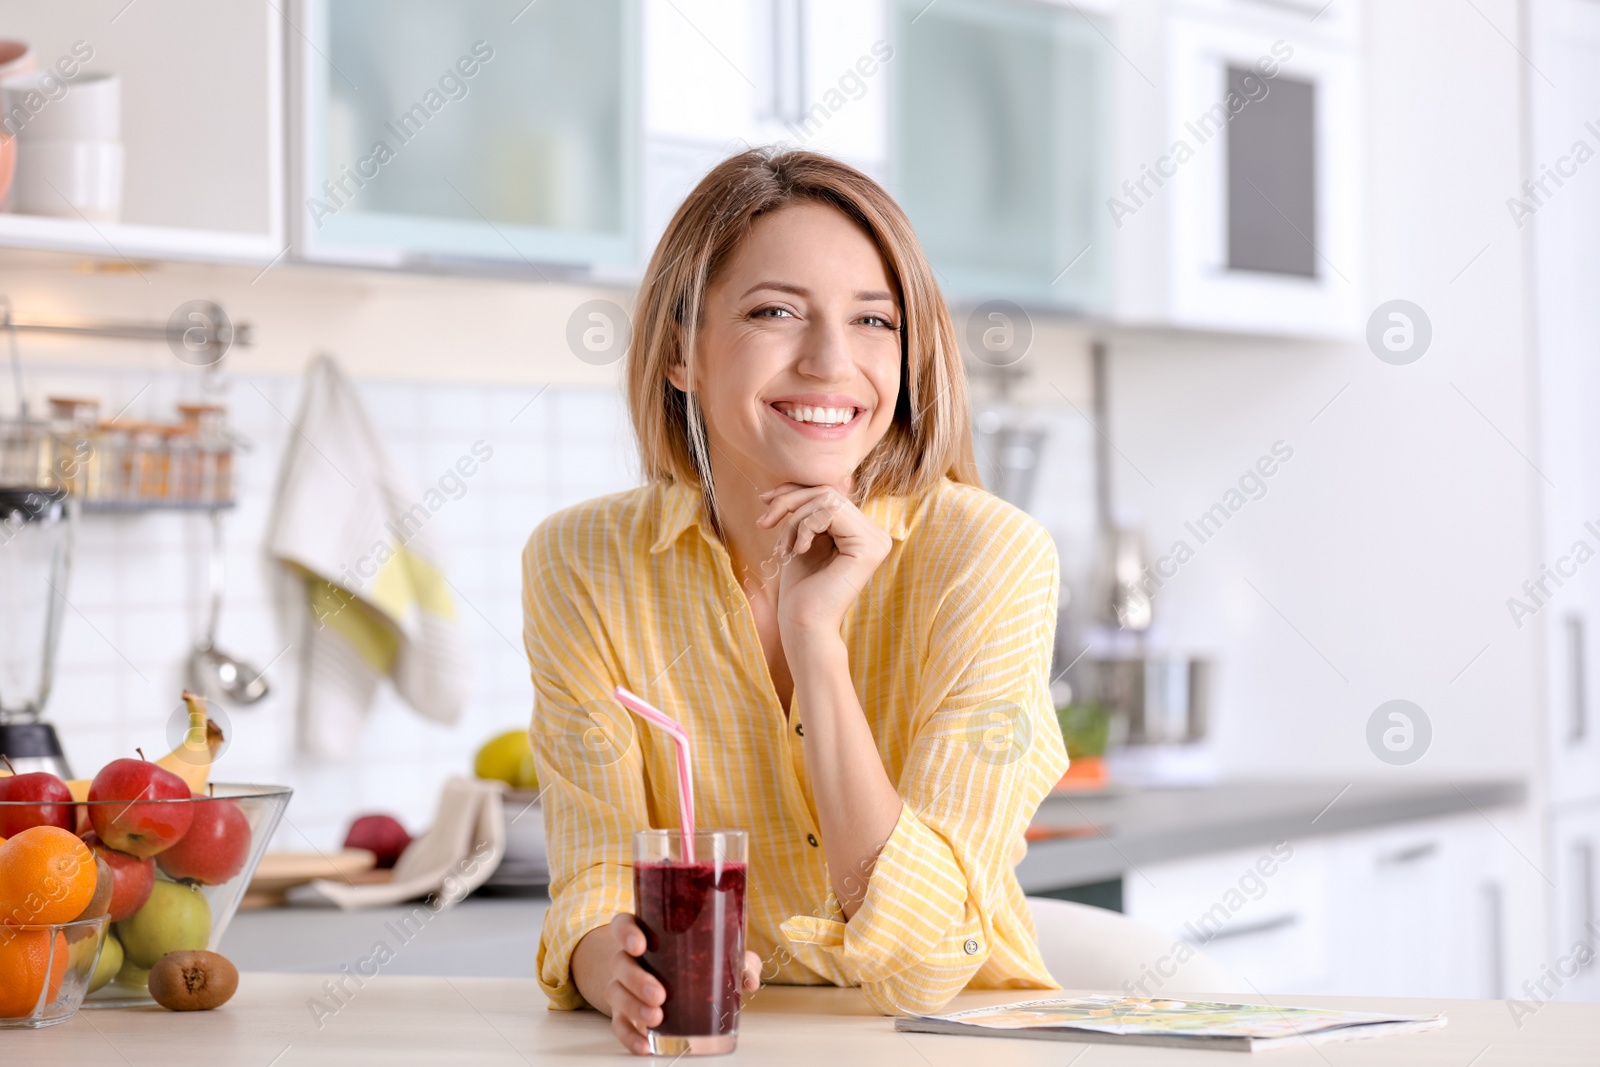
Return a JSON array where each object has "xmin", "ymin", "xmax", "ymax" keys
[{"xmin": 756, "ymin": 483, "xmax": 892, "ymax": 642}]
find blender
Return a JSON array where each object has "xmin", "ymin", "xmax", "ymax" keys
[{"xmin": 0, "ymin": 484, "xmax": 76, "ymax": 777}]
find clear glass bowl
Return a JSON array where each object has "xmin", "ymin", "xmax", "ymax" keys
[
  {"xmin": 0, "ymin": 915, "xmax": 110, "ymax": 1028},
  {"xmin": 0, "ymin": 783, "xmax": 291, "ymax": 1009}
]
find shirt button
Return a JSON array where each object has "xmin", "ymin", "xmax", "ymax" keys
[
  {"xmin": 963, "ymin": 939, "xmax": 980, "ymax": 955},
  {"xmin": 806, "ymin": 833, "xmax": 818, "ymax": 847},
  {"xmin": 795, "ymin": 722, "xmax": 804, "ymax": 737}
]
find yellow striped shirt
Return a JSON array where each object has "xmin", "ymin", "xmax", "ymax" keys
[{"xmin": 523, "ymin": 477, "xmax": 1069, "ymax": 1016}]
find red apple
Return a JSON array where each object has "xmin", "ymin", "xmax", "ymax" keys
[
  {"xmin": 0, "ymin": 766, "xmax": 76, "ymax": 837},
  {"xmin": 157, "ymin": 795, "xmax": 250, "ymax": 885},
  {"xmin": 87, "ymin": 758, "xmax": 193, "ymax": 858},
  {"xmin": 343, "ymin": 814, "xmax": 411, "ymax": 870},
  {"xmin": 81, "ymin": 831, "xmax": 155, "ymax": 921}
]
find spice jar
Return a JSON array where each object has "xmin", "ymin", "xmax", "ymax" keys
[
  {"xmin": 177, "ymin": 403, "xmax": 231, "ymax": 504},
  {"xmin": 46, "ymin": 396, "xmax": 99, "ymax": 497}
]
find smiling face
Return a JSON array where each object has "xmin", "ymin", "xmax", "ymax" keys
[{"xmin": 669, "ymin": 200, "xmax": 903, "ymax": 494}]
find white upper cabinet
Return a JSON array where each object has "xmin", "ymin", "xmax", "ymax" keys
[
  {"xmin": 889, "ymin": 0, "xmax": 1112, "ymax": 312},
  {"xmin": 639, "ymin": 0, "xmax": 890, "ymax": 262},
  {"xmin": 0, "ymin": 0, "xmax": 284, "ymax": 262},
  {"xmin": 1111, "ymin": 0, "xmax": 1365, "ymax": 336},
  {"xmin": 0, "ymin": 0, "xmax": 1365, "ymax": 337},
  {"xmin": 291, "ymin": 0, "xmax": 639, "ymax": 273}
]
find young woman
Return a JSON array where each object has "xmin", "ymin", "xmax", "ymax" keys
[{"xmin": 523, "ymin": 148, "xmax": 1069, "ymax": 1055}]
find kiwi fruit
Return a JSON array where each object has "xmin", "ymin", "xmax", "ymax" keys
[{"xmin": 148, "ymin": 950, "xmax": 238, "ymax": 1011}]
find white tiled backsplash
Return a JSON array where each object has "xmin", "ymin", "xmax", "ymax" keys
[
  {"xmin": 20, "ymin": 362, "xmax": 639, "ymax": 851},
  {"xmin": 16, "ymin": 361, "xmax": 1093, "ymax": 852}
]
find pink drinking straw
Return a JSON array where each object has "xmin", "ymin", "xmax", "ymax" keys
[{"xmin": 613, "ymin": 685, "xmax": 697, "ymax": 863}]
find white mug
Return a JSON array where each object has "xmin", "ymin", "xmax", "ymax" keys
[{"xmin": 13, "ymin": 139, "xmax": 123, "ymax": 221}]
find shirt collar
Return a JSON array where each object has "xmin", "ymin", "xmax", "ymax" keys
[{"xmin": 649, "ymin": 481, "xmax": 916, "ymax": 554}]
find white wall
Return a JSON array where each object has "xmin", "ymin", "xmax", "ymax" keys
[{"xmin": 1100, "ymin": 0, "xmax": 1536, "ymax": 778}]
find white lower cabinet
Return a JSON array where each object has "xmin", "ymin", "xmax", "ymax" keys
[
  {"xmin": 1548, "ymin": 804, "xmax": 1600, "ymax": 1003},
  {"xmin": 1324, "ymin": 816, "xmax": 1504, "ymax": 999},
  {"xmin": 1124, "ymin": 815, "xmax": 1505, "ymax": 998},
  {"xmin": 1125, "ymin": 839, "xmax": 1334, "ymax": 994}
]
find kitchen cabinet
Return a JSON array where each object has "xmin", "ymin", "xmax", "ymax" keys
[
  {"xmin": 889, "ymin": 0, "xmax": 1112, "ymax": 312},
  {"xmin": 1111, "ymin": 0, "xmax": 1364, "ymax": 336},
  {"xmin": 1527, "ymin": 0, "xmax": 1600, "ymax": 1005},
  {"xmin": 1124, "ymin": 837, "xmax": 1335, "ymax": 992},
  {"xmin": 640, "ymin": 0, "xmax": 890, "ymax": 256},
  {"xmin": 290, "ymin": 0, "xmax": 640, "ymax": 273},
  {"xmin": 0, "ymin": 0, "xmax": 285, "ymax": 262},
  {"xmin": 1123, "ymin": 814, "xmax": 1505, "ymax": 998},
  {"xmin": 1528, "ymin": 0, "xmax": 1600, "ymax": 809},
  {"xmin": 1548, "ymin": 803, "xmax": 1600, "ymax": 1002},
  {"xmin": 1324, "ymin": 816, "xmax": 1504, "ymax": 999}
]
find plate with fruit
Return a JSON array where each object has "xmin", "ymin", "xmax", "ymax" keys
[{"xmin": 0, "ymin": 691, "xmax": 290, "ymax": 1017}]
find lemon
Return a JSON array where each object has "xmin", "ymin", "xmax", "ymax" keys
[{"xmin": 475, "ymin": 729, "xmax": 538, "ymax": 789}]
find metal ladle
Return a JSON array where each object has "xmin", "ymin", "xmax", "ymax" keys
[{"xmin": 189, "ymin": 509, "xmax": 269, "ymax": 705}]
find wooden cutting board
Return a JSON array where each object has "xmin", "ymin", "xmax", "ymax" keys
[{"xmin": 242, "ymin": 849, "xmax": 385, "ymax": 909}]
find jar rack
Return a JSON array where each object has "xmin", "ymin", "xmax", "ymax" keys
[{"xmin": 1, "ymin": 298, "xmax": 253, "ymax": 513}]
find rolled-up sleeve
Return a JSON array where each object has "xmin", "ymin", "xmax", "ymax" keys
[
  {"xmin": 523, "ymin": 521, "xmax": 647, "ymax": 1010},
  {"xmin": 779, "ymin": 516, "xmax": 1068, "ymax": 1015}
]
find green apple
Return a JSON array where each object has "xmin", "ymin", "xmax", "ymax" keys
[
  {"xmin": 88, "ymin": 933, "xmax": 123, "ymax": 994},
  {"xmin": 115, "ymin": 880, "xmax": 211, "ymax": 968}
]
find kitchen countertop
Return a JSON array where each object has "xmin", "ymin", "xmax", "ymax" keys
[
  {"xmin": 221, "ymin": 778, "xmax": 1524, "ymax": 979},
  {"xmin": 1018, "ymin": 777, "xmax": 1525, "ymax": 890},
  {"xmin": 20, "ymin": 977, "xmax": 1595, "ymax": 1065}
]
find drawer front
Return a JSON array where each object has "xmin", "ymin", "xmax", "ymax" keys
[{"xmin": 1123, "ymin": 839, "xmax": 1331, "ymax": 993}]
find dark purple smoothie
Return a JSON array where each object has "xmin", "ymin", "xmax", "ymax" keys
[{"xmin": 634, "ymin": 860, "xmax": 747, "ymax": 1037}]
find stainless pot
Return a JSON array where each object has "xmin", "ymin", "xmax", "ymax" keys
[{"xmin": 1071, "ymin": 655, "xmax": 1212, "ymax": 746}]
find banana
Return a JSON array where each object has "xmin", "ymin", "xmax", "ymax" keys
[
  {"xmin": 155, "ymin": 690, "xmax": 225, "ymax": 793},
  {"xmin": 41, "ymin": 692, "xmax": 226, "ymax": 800}
]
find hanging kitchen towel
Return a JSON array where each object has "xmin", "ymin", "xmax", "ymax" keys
[
  {"xmin": 266, "ymin": 353, "xmax": 470, "ymax": 757},
  {"xmin": 307, "ymin": 776, "xmax": 507, "ymax": 909}
]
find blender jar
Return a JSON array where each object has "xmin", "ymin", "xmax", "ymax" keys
[{"xmin": 0, "ymin": 486, "xmax": 76, "ymax": 776}]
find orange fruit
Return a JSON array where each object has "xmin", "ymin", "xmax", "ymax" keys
[
  {"xmin": 0, "ymin": 825, "xmax": 97, "ymax": 926},
  {"xmin": 0, "ymin": 928, "xmax": 69, "ymax": 1017}
]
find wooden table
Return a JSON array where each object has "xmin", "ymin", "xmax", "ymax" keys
[{"xmin": 8, "ymin": 976, "xmax": 1594, "ymax": 1065}]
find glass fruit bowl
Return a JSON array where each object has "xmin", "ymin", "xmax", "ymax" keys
[
  {"xmin": 0, "ymin": 915, "xmax": 110, "ymax": 1028},
  {"xmin": 0, "ymin": 783, "xmax": 291, "ymax": 1009}
]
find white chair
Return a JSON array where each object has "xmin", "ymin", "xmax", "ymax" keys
[{"xmin": 1025, "ymin": 896, "xmax": 1237, "ymax": 995}]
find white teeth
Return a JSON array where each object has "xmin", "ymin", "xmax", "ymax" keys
[{"xmin": 779, "ymin": 404, "xmax": 855, "ymax": 426}]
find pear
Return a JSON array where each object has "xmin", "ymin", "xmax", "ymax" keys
[{"xmin": 116, "ymin": 880, "xmax": 211, "ymax": 969}]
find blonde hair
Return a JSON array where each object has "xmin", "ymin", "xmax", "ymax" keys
[{"xmin": 626, "ymin": 147, "xmax": 979, "ymax": 520}]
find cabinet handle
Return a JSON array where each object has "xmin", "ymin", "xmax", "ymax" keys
[
  {"xmin": 1376, "ymin": 841, "xmax": 1438, "ymax": 866},
  {"xmin": 764, "ymin": 0, "xmax": 807, "ymax": 124},
  {"xmin": 1566, "ymin": 615, "xmax": 1588, "ymax": 744},
  {"xmin": 1482, "ymin": 881, "xmax": 1505, "ymax": 999},
  {"xmin": 1577, "ymin": 838, "xmax": 1596, "ymax": 971},
  {"xmin": 1189, "ymin": 913, "xmax": 1299, "ymax": 944}
]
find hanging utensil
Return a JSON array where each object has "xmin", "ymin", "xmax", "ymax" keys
[{"xmin": 188, "ymin": 509, "xmax": 269, "ymax": 705}]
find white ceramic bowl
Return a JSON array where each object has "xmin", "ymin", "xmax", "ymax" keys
[{"xmin": 12, "ymin": 139, "xmax": 122, "ymax": 220}]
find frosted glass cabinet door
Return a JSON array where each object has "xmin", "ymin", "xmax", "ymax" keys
[
  {"xmin": 891, "ymin": 0, "xmax": 1109, "ymax": 311},
  {"xmin": 294, "ymin": 0, "xmax": 637, "ymax": 271}
]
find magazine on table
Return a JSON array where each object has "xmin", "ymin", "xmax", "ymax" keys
[{"xmin": 893, "ymin": 995, "xmax": 1447, "ymax": 1052}]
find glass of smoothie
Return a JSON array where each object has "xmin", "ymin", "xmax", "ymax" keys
[{"xmin": 632, "ymin": 829, "xmax": 748, "ymax": 1056}]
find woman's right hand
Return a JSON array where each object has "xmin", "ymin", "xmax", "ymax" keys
[{"xmin": 571, "ymin": 913, "xmax": 665, "ymax": 1055}]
